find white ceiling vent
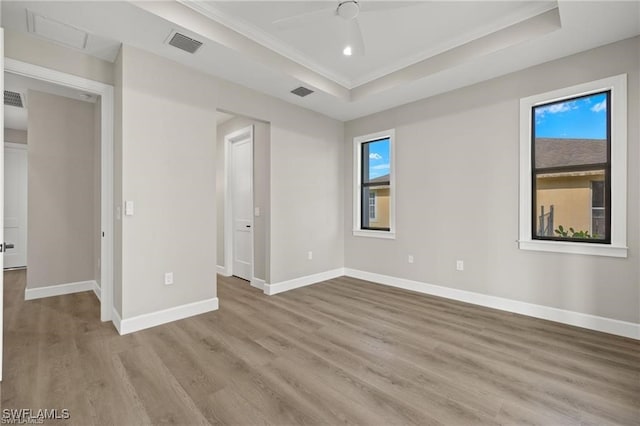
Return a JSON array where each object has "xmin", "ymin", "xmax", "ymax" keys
[
  {"xmin": 291, "ymin": 86, "xmax": 314, "ymax": 97},
  {"xmin": 26, "ymin": 10, "xmax": 88, "ymax": 50},
  {"xmin": 167, "ymin": 31, "xmax": 203, "ymax": 54},
  {"xmin": 4, "ymin": 90, "xmax": 25, "ymax": 108}
]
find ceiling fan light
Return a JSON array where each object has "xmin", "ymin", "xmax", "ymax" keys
[
  {"xmin": 343, "ymin": 46, "xmax": 352, "ymax": 56},
  {"xmin": 338, "ymin": 1, "xmax": 360, "ymax": 20}
]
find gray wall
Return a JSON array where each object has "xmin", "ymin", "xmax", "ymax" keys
[
  {"xmin": 217, "ymin": 116, "xmax": 271, "ymax": 282},
  {"xmin": 7, "ymin": 29, "xmax": 344, "ymax": 320},
  {"xmin": 217, "ymin": 79, "xmax": 345, "ymax": 284},
  {"xmin": 26, "ymin": 90, "xmax": 98, "ymax": 288},
  {"xmin": 117, "ymin": 45, "xmax": 218, "ymax": 318},
  {"xmin": 4, "ymin": 128, "xmax": 27, "ymax": 144},
  {"xmin": 345, "ymin": 36, "xmax": 640, "ymax": 324},
  {"xmin": 93, "ymin": 98, "xmax": 102, "ymax": 286},
  {"xmin": 113, "ymin": 49, "xmax": 123, "ymax": 315}
]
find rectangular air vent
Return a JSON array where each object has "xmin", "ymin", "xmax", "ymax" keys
[
  {"xmin": 4, "ymin": 91, "xmax": 24, "ymax": 108},
  {"xmin": 167, "ymin": 31, "xmax": 203, "ymax": 54},
  {"xmin": 291, "ymin": 86, "xmax": 314, "ymax": 97}
]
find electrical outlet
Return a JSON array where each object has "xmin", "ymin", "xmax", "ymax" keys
[
  {"xmin": 456, "ymin": 260, "xmax": 464, "ymax": 271},
  {"xmin": 308, "ymin": 251, "xmax": 313, "ymax": 260},
  {"xmin": 408, "ymin": 255, "xmax": 414, "ymax": 264},
  {"xmin": 164, "ymin": 272, "xmax": 174, "ymax": 285}
]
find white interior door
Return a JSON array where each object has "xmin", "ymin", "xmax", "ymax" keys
[
  {"xmin": 230, "ymin": 129, "xmax": 253, "ymax": 281},
  {"xmin": 4, "ymin": 143, "xmax": 27, "ymax": 268}
]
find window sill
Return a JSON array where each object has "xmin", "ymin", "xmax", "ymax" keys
[
  {"xmin": 353, "ymin": 230, "xmax": 396, "ymax": 240},
  {"xmin": 518, "ymin": 240, "xmax": 627, "ymax": 258}
]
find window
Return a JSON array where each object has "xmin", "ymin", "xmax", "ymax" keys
[
  {"xmin": 532, "ymin": 91, "xmax": 610, "ymax": 242},
  {"xmin": 519, "ymin": 75, "xmax": 627, "ymax": 257},
  {"xmin": 354, "ymin": 129, "xmax": 395, "ymax": 238}
]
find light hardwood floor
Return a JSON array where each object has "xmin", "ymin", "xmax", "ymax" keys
[{"xmin": 1, "ymin": 269, "xmax": 639, "ymax": 425}]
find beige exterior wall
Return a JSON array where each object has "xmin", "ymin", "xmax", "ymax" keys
[
  {"xmin": 536, "ymin": 173, "xmax": 605, "ymax": 236},
  {"xmin": 369, "ymin": 188, "xmax": 390, "ymax": 229}
]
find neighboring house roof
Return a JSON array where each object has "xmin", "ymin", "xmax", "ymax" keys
[
  {"xmin": 535, "ymin": 138, "xmax": 606, "ymax": 169},
  {"xmin": 369, "ymin": 174, "xmax": 390, "ymax": 184}
]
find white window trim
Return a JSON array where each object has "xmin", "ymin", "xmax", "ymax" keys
[
  {"xmin": 518, "ymin": 74, "xmax": 627, "ymax": 258},
  {"xmin": 353, "ymin": 129, "xmax": 396, "ymax": 239}
]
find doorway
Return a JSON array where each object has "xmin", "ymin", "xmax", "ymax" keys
[
  {"xmin": 3, "ymin": 59, "xmax": 114, "ymax": 324},
  {"xmin": 225, "ymin": 126, "xmax": 254, "ymax": 281}
]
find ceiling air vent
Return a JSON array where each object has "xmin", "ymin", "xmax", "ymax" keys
[
  {"xmin": 4, "ymin": 90, "xmax": 25, "ymax": 108},
  {"xmin": 291, "ymin": 86, "xmax": 314, "ymax": 97},
  {"xmin": 167, "ymin": 31, "xmax": 203, "ymax": 54}
]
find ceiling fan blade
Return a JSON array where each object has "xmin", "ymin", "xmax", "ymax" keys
[
  {"xmin": 360, "ymin": 1, "xmax": 419, "ymax": 14},
  {"xmin": 347, "ymin": 18, "xmax": 366, "ymax": 56},
  {"xmin": 272, "ymin": 7, "xmax": 337, "ymax": 30}
]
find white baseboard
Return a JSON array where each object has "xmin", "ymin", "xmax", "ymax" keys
[
  {"xmin": 216, "ymin": 265, "xmax": 230, "ymax": 276},
  {"xmin": 117, "ymin": 297, "xmax": 219, "ymax": 335},
  {"xmin": 251, "ymin": 277, "xmax": 266, "ymax": 291},
  {"xmin": 25, "ymin": 280, "xmax": 97, "ymax": 301},
  {"xmin": 344, "ymin": 268, "xmax": 640, "ymax": 340},
  {"xmin": 112, "ymin": 307, "xmax": 122, "ymax": 334},
  {"xmin": 93, "ymin": 282, "xmax": 102, "ymax": 301},
  {"xmin": 264, "ymin": 268, "xmax": 345, "ymax": 296}
]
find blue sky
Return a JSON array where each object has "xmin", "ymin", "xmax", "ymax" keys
[
  {"xmin": 535, "ymin": 92, "xmax": 607, "ymax": 139},
  {"xmin": 367, "ymin": 138, "xmax": 390, "ymax": 179}
]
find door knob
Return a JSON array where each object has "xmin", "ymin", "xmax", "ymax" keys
[{"xmin": 1, "ymin": 242, "xmax": 15, "ymax": 253}]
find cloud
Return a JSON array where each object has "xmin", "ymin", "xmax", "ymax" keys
[
  {"xmin": 535, "ymin": 101, "xmax": 576, "ymax": 117},
  {"xmin": 369, "ymin": 153, "xmax": 382, "ymax": 160},
  {"xmin": 372, "ymin": 163, "xmax": 389, "ymax": 170},
  {"xmin": 591, "ymin": 100, "xmax": 606, "ymax": 112}
]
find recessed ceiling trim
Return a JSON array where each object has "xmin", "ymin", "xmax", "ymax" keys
[
  {"xmin": 351, "ymin": 1, "xmax": 560, "ymax": 88},
  {"xmin": 133, "ymin": 0, "xmax": 350, "ymax": 102},
  {"xmin": 177, "ymin": 0, "xmax": 559, "ymax": 91},
  {"xmin": 352, "ymin": 7, "xmax": 562, "ymax": 101},
  {"xmin": 178, "ymin": 0, "xmax": 351, "ymax": 88}
]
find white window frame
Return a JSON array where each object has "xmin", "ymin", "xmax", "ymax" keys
[
  {"xmin": 518, "ymin": 74, "xmax": 627, "ymax": 257},
  {"xmin": 353, "ymin": 129, "xmax": 396, "ymax": 239}
]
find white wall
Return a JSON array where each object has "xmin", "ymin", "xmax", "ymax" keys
[
  {"xmin": 217, "ymin": 116, "xmax": 270, "ymax": 282},
  {"xmin": 345, "ymin": 36, "xmax": 640, "ymax": 324},
  {"xmin": 26, "ymin": 90, "xmax": 97, "ymax": 289}
]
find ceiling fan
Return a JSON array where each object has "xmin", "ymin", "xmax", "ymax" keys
[{"xmin": 272, "ymin": 1, "xmax": 412, "ymax": 57}]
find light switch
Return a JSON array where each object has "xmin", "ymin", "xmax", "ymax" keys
[
  {"xmin": 125, "ymin": 201, "xmax": 134, "ymax": 216},
  {"xmin": 254, "ymin": 207, "xmax": 260, "ymax": 217}
]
